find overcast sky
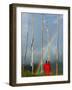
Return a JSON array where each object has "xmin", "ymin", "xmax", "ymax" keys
[{"xmin": 21, "ymin": 12, "xmax": 63, "ymax": 65}]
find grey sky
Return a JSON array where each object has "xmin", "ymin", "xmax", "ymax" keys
[{"xmin": 21, "ymin": 12, "xmax": 63, "ymax": 65}]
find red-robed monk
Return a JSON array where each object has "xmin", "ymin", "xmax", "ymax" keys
[{"xmin": 43, "ymin": 60, "xmax": 51, "ymax": 75}]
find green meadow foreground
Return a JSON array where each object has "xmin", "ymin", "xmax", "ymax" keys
[{"xmin": 21, "ymin": 62, "xmax": 63, "ymax": 77}]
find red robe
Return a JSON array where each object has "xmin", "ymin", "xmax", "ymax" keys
[{"xmin": 43, "ymin": 62, "xmax": 51, "ymax": 75}]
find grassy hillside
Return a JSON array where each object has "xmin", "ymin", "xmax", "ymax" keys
[{"xmin": 21, "ymin": 62, "xmax": 63, "ymax": 77}]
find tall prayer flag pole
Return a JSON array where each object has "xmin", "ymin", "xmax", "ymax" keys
[
  {"xmin": 41, "ymin": 15, "xmax": 44, "ymax": 74},
  {"xmin": 56, "ymin": 15, "xmax": 59, "ymax": 75},
  {"xmin": 46, "ymin": 20, "xmax": 51, "ymax": 62},
  {"xmin": 31, "ymin": 15, "xmax": 34, "ymax": 74},
  {"xmin": 47, "ymin": 29, "xmax": 50, "ymax": 62}
]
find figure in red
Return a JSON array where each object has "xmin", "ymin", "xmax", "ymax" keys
[{"xmin": 43, "ymin": 60, "xmax": 51, "ymax": 75}]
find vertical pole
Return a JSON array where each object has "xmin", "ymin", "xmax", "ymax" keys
[
  {"xmin": 56, "ymin": 15, "xmax": 59, "ymax": 75},
  {"xmin": 41, "ymin": 15, "xmax": 44, "ymax": 74},
  {"xmin": 46, "ymin": 22, "xmax": 50, "ymax": 62},
  {"xmin": 31, "ymin": 15, "xmax": 34, "ymax": 75},
  {"xmin": 55, "ymin": 48, "xmax": 58, "ymax": 75},
  {"xmin": 48, "ymin": 37, "xmax": 50, "ymax": 62}
]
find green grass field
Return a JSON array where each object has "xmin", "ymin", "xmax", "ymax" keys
[{"xmin": 21, "ymin": 62, "xmax": 63, "ymax": 77}]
